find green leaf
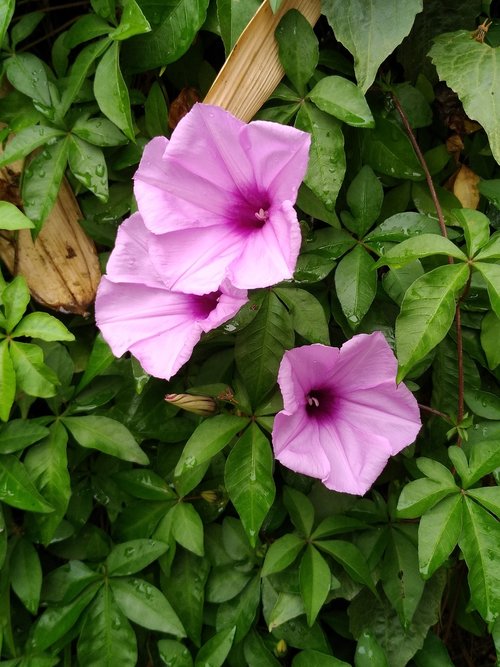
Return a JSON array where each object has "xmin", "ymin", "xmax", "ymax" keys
[
  {"xmin": 216, "ymin": 575, "xmax": 260, "ymax": 642},
  {"xmin": 158, "ymin": 639, "xmax": 193, "ymax": 667},
  {"xmin": 0, "ymin": 201, "xmax": 34, "ymax": 230},
  {"xmin": 283, "ymin": 486, "xmax": 315, "ymax": 537},
  {"xmin": 162, "ymin": 550, "xmax": 210, "ymax": 646},
  {"xmin": 466, "ymin": 487, "xmax": 500, "ymax": 519},
  {"xmin": 273, "ymin": 287, "xmax": 330, "ymax": 344},
  {"xmin": 275, "ymin": 9, "xmax": 318, "ymax": 95},
  {"xmin": 72, "ymin": 115, "xmax": 128, "ymax": 147},
  {"xmin": 464, "ymin": 388, "xmax": 500, "ymax": 420},
  {"xmin": 234, "ymin": 291, "xmax": 294, "ymax": 408},
  {"xmin": 12, "ymin": 312, "xmax": 74, "ymax": 342},
  {"xmin": 475, "ymin": 261, "xmax": 500, "ymax": 318},
  {"xmin": 195, "ymin": 626, "xmax": 235, "ymax": 667},
  {"xmin": 60, "ymin": 39, "xmax": 110, "ymax": 117},
  {"xmin": 111, "ymin": 576, "xmax": 186, "ymax": 636},
  {"xmin": 225, "ymin": 423, "xmax": 275, "ymax": 546},
  {"xmin": 62, "ymin": 416, "xmax": 149, "ymax": 464},
  {"xmin": 261, "ymin": 533, "xmax": 305, "ymax": 576},
  {"xmin": 175, "ymin": 414, "xmax": 249, "ymax": 478},
  {"xmin": 361, "ymin": 115, "xmax": 424, "ymax": 181},
  {"xmin": 376, "ymin": 234, "xmax": 467, "ymax": 269},
  {"xmin": 113, "ymin": 469, "xmax": 175, "ymax": 501},
  {"xmin": 322, "ymin": 0, "xmax": 423, "ymax": 91},
  {"xmin": 452, "ymin": 209, "xmax": 490, "ymax": 258},
  {"xmin": 429, "ymin": 31, "xmax": 500, "ymax": 165},
  {"xmin": 22, "ymin": 136, "xmax": 70, "ymax": 230},
  {"xmin": 342, "ymin": 166, "xmax": 383, "ymax": 237},
  {"xmin": 32, "ymin": 583, "xmax": 100, "ymax": 652},
  {"xmin": 309, "ymin": 75, "xmax": 374, "ymax": 127},
  {"xmin": 206, "ymin": 566, "xmax": 251, "ymax": 604},
  {"xmin": 460, "ymin": 427, "xmax": 500, "ymax": 487},
  {"xmin": 365, "ymin": 212, "xmax": 442, "ymax": 244},
  {"xmin": 23, "ymin": 422, "xmax": 71, "ymax": 544},
  {"xmin": 68, "ymin": 135, "xmax": 108, "ymax": 201},
  {"xmin": 395, "ymin": 263, "xmax": 470, "ymax": 379},
  {"xmin": 459, "ymin": 496, "xmax": 500, "ymax": 622},
  {"xmin": 77, "ymin": 586, "xmax": 138, "ymax": 667},
  {"xmin": 10, "ymin": 538, "xmax": 42, "ymax": 614},
  {"xmin": 392, "ymin": 82, "xmax": 432, "ymax": 129},
  {"xmin": 94, "ymin": 42, "xmax": 134, "ymax": 141},
  {"xmin": 144, "ymin": 82, "xmax": 169, "ymax": 137},
  {"xmin": 10, "ymin": 341, "xmax": 58, "ymax": 398},
  {"xmin": 91, "ymin": 0, "xmax": 115, "ymax": 20},
  {"xmin": 0, "ymin": 0, "xmax": 14, "ymax": 46},
  {"xmin": 413, "ymin": 632, "xmax": 454, "ymax": 667},
  {"xmin": 171, "ymin": 503, "xmax": 204, "ymax": 556},
  {"xmin": 354, "ymin": 631, "xmax": 389, "ymax": 667},
  {"xmin": 315, "ymin": 539, "xmax": 375, "ymax": 593},
  {"xmin": 383, "ymin": 261, "xmax": 424, "ymax": 306},
  {"xmin": 334, "ymin": 245, "xmax": 377, "ymax": 329},
  {"xmin": 479, "ymin": 180, "xmax": 500, "ymax": 210},
  {"xmin": 244, "ymin": 630, "xmax": 282, "ymax": 667},
  {"xmin": 418, "ymin": 493, "xmax": 462, "ymax": 579},
  {"xmin": 397, "ymin": 478, "xmax": 458, "ymax": 519},
  {"xmin": 381, "ymin": 527, "xmax": 425, "ymax": 628},
  {"xmin": 0, "ymin": 419, "xmax": 48, "ymax": 453},
  {"xmin": 109, "ymin": 0, "xmax": 151, "ymax": 40},
  {"xmin": 299, "ymin": 545, "xmax": 331, "ymax": 626},
  {"xmin": 106, "ymin": 539, "xmax": 169, "ymax": 576},
  {"xmin": 0, "ymin": 340, "xmax": 16, "ymax": 422},
  {"xmin": 0, "ymin": 455, "xmax": 53, "ymax": 513},
  {"xmin": 3, "ymin": 275, "xmax": 30, "ymax": 332},
  {"xmin": 293, "ymin": 650, "xmax": 350, "ymax": 667},
  {"xmin": 4, "ymin": 53, "xmax": 51, "ymax": 107},
  {"xmin": 217, "ymin": 0, "xmax": 260, "ymax": 56},
  {"xmin": 295, "ymin": 102, "xmax": 346, "ymax": 210},
  {"xmin": 76, "ymin": 333, "xmax": 115, "ymax": 392},
  {"xmin": 415, "ymin": 457, "xmax": 455, "ymax": 485},
  {"xmin": 481, "ymin": 311, "xmax": 500, "ymax": 370},
  {"xmin": 311, "ymin": 516, "xmax": 366, "ymax": 540},
  {"xmin": 0, "ymin": 125, "xmax": 65, "ymax": 168},
  {"xmin": 123, "ymin": 0, "xmax": 210, "ymax": 72}
]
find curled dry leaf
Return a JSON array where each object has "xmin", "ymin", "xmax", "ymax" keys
[
  {"xmin": 169, "ymin": 87, "xmax": 201, "ymax": 130},
  {"xmin": 445, "ymin": 163, "xmax": 480, "ymax": 210},
  {"xmin": 0, "ymin": 138, "xmax": 100, "ymax": 316}
]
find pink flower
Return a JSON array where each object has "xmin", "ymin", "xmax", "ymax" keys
[
  {"xmin": 95, "ymin": 213, "xmax": 247, "ymax": 380},
  {"xmin": 134, "ymin": 103, "xmax": 310, "ymax": 295},
  {"xmin": 272, "ymin": 333, "xmax": 421, "ymax": 495}
]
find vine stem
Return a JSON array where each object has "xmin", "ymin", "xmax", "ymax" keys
[{"xmin": 391, "ymin": 92, "xmax": 464, "ymax": 443}]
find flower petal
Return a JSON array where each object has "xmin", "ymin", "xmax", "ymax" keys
[
  {"xmin": 241, "ymin": 119, "xmax": 311, "ymax": 201},
  {"xmin": 148, "ymin": 225, "xmax": 246, "ymax": 295},
  {"xmin": 336, "ymin": 383, "xmax": 421, "ymax": 456},
  {"xmin": 229, "ymin": 202, "xmax": 302, "ymax": 289},
  {"xmin": 134, "ymin": 135, "xmax": 236, "ymax": 234},
  {"xmin": 318, "ymin": 416, "xmax": 394, "ymax": 495},
  {"xmin": 95, "ymin": 278, "xmax": 204, "ymax": 379},
  {"xmin": 104, "ymin": 213, "xmax": 164, "ymax": 288},
  {"xmin": 332, "ymin": 332, "xmax": 401, "ymax": 393},
  {"xmin": 273, "ymin": 409, "xmax": 331, "ymax": 481},
  {"xmin": 200, "ymin": 281, "xmax": 248, "ymax": 332},
  {"xmin": 278, "ymin": 344, "xmax": 340, "ymax": 413}
]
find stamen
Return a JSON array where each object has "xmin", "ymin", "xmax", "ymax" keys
[
  {"xmin": 307, "ymin": 396, "xmax": 320, "ymax": 408},
  {"xmin": 254, "ymin": 207, "xmax": 269, "ymax": 222}
]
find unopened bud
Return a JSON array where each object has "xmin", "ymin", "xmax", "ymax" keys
[
  {"xmin": 274, "ymin": 639, "xmax": 287, "ymax": 657},
  {"xmin": 165, "ymin": 393, "xmax": 217, "ymax": 416},
  {"xmin": 201, "ymin": 490, "xmax": 218, "ymax": 503}
]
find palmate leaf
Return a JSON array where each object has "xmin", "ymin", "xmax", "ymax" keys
[
  {"xmin": 225, "ymin": 423, "xmax": 275, "ymax": 547},
  {"xmin": 459, "ymin": 497, "xmax": 500, "ymax": 623},
  {"xmin": 321, "ymin": 0, "xmax": 423, "ymax": 92},
  {"xmin": 308, "ymin": 76, "xmax": 374, "ymax": 128},
  {"xmin": 429, "ymin": 31, "xmax": 500, "ymax": 165},
  {"xmin": 335, "ymin": 245, "xmax": 377, "ymax": 329},
  {"xmin": 217, "ymin": 0, "xmax": 260, "ymax": 55},
  {"xmin": 395, "ymin": 263, "xmax": 470, "ymax": 380},
  {"xmin": 299, "ymin": 545, "xmax": 331, "ymax": 626},
  {"xmin": 275, "ymin": 9, "xmax": 318, "ymax": 96}
]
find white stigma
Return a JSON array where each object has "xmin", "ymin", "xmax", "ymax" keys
[
  {"xmin": 254, "ymin": 208, "xmax": 269, "ymax": 222},
  {"xmin": 307, "ymin": 396, "xmax": 320, "ymax": 408}
]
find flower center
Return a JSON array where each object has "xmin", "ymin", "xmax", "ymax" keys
[
  {"xmin": 230, "ymin": 190, "xmax": 271, "ymax": 231},
  {"xmin": 194, "ymin": 290, "xmax": 221, "ymax": 318},
  {"xmin": 254, "ymin": 207, "xmax": 269, "ymax": 223},
  {"xmin": 305, "ymin": 389, "xmax": 333, "ymax": 418}
]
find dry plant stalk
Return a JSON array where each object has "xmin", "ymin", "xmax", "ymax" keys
[
  {"xmin": 0, "ymin": 151, "xmax": 100, "ymax": 316},
  {"xmin": 205, "ymin": 0, "xmax": 321, "ymax": 121}
]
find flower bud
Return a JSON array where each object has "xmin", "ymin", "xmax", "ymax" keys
[
  {"xmin": 200, "ymin": 490, "xmax": 218, "ymax": 503},
  {"xmin": 165, "ymin": 393, "xmax": 218, "ymax": 416},
  {"xmin": 274, "ymin": 639, "xmax": 287, "ymax": 657}
]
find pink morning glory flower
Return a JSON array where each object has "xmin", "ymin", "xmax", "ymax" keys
[
  {"xmin": 133, "ymin": 103, "xmax": 310, "ymax": 295},
  {"xmin": 95, "ymin": 213, "xmax": 248, "ymax": 380},
  {"xmin": 272, "ymin": 332, "xmax": 421, "ymax": 495}
]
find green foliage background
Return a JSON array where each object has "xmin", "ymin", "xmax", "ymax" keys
[{"xmin": 0, "ymin": 0, "xmax": 499, "ymax": 665}]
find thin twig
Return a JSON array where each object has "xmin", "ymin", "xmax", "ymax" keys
[
  {"xmin": 13, "ymin": 1, "xmax": 89, "ymax": 18},
  {"xmin": 19, "ymin": 15, "xmax": 79, "ymax": 51},
  {"xmin": 391, "ymin": 92, "xmax": 465, "ymax": 443},
  {"xmin": 418, "ymin": 403, "xmax": 451, "ymax": 422}
]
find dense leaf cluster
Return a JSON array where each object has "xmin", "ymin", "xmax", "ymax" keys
[{"xmin": 0, "ymin": 0, "xmax": 499, "ymax": 666}]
